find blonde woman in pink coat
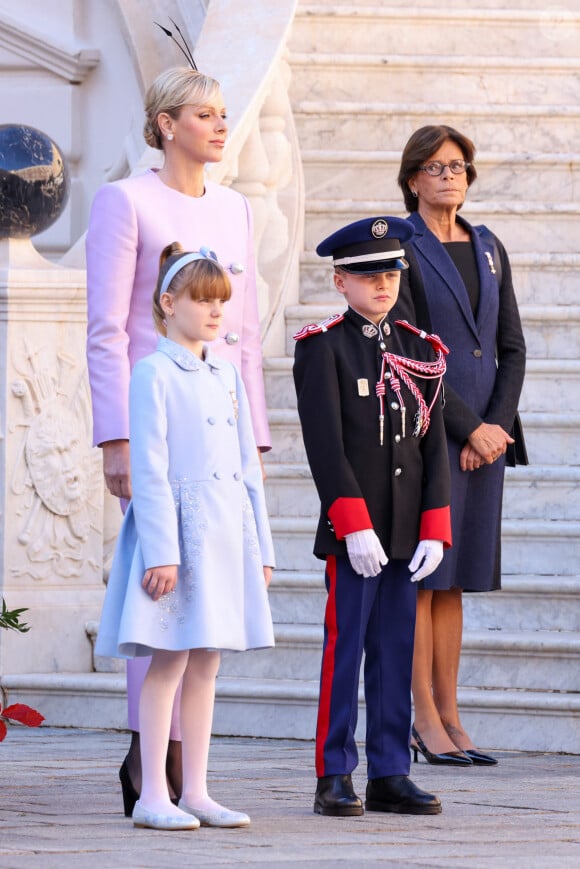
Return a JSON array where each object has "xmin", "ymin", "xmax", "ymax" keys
[{"xmin": 86, "ymin": 67, "xmax": 271, "ymax": 816}]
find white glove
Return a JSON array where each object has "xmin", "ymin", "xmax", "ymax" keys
[
  {"xmin": 408, "ymin": 539, "xmax": 444, "ymax": 583},
  {"xmin": 345, "ymin": 529, "xmax": 388, "ymax": 578}
]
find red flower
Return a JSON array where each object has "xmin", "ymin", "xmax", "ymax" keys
[{"xmin": 0, "ymin": 703, "xmax": 44, "ymax": 742}]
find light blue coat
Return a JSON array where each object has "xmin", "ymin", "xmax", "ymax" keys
[{"xmin": 95, "ymin": 337, "xmax": 275, "ymax": 657}]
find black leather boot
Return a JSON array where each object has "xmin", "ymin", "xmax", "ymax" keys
[
  {"xmin": 365, "ymin": 775, "xmax": 442, "ymax": 815},
  {"xmin": 314, "ymin": 774, "xmax": 364, "ymax": 816}
]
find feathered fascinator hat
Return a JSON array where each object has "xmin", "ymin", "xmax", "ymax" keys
[{"xmin": 155, "ymin": 18, "xmax": 197, "ymax": 70}]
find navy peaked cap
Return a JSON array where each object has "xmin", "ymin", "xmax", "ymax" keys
[{"xmin": 316, "ymin": 216, "xmax": 414, "ymax": 273}]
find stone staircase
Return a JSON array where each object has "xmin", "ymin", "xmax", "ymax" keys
[{"xmin": 215, "ymin": 0, "xmax": 580, "ymax": 752}]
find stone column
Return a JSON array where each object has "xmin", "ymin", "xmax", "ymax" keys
[
  {"xmin": 0, "ymin": 125, "xmax": 107, "ymax": 725},
  {"xmin": 0, "ymin": 238, "xmax": 104, "ymax": 684}
]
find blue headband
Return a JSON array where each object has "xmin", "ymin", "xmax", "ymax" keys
[{"xmin": 159, "ymin": 247, "xmax": 218, "ymax": 296}]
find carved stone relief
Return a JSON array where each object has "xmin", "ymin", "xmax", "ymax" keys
[{"xmin": 9, "ymin": 335, "xmax": 101, "ymax": 581}]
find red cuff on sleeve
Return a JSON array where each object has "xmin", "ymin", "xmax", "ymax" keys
[
  {"xmin": 328, "ymin": 498, "xmax": 373, "ymax": 540},
  {"xmin": 420, "ymin": 507, "xmax": 452, "ymax": 548}
]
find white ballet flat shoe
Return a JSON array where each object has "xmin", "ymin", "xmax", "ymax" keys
[
  {"xmin": 178, "ymin": 799, "xmax": 250, "ymax": 828},
  {"xmin": 132, "ymin": 799, "xmax": 200, "ymax": 830}
]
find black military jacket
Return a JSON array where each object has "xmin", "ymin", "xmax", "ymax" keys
[{"xmin": 293, "ymin": 307, "xmax": 451, "ymax": 561}]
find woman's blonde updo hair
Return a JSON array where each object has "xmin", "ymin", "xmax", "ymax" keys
[
  {"xmin": 153, "ymin": 242, "xmax": 232, "ymax": 335},
  {"xmin": 143, "ymin": 67, "xmax": 222, "ymax": 150}
]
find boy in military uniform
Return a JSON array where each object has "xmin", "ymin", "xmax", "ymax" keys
[{"xmin": 293, "ymin": 216, "xmax": 452, "ymax": 817}]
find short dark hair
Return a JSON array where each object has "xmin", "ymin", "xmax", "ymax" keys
[{"xmin": 397, "ymin": 125, "xmax": 477, "ymax": 213}]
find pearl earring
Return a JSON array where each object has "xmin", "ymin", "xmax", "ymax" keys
[{"xmin": 167, "ymin": 133, "xmax": 174, "ymax": 141}]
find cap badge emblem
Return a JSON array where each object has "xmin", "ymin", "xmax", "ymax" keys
[
  {"xmin": 362, "ymin": 324, "xmax": 378, "ymax": 338},
  {"xmin": 371, "ymin": 219, "xmax": 388, "ymax": 238}
]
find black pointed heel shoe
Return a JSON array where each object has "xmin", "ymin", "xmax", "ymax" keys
[
  {"xmin": 119, "ymin": 759, "xmax": 139, "ymax": 817},
  {"xmin": 119, "ymin": 758, "xmax": 180, "ymax": 816},
  {"xmin": 441, "ymin": 722, "xmax": 498, "ymax": 765},
  {"xmin": 465, "ymin": 749, "xmax": 498, "ymax": 766},
  {"xmin": 411, "ymin": 725, "xmax": 473, "ymax": 767}
]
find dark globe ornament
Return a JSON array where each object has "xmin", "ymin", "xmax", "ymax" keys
[{"xmin": 0, "ymin": 124, "xmax": 70, "ymax": 239}]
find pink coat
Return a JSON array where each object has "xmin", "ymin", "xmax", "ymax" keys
[{"xmin": 86, "ymin": 169, "xmax": 271, "ymax": 450}]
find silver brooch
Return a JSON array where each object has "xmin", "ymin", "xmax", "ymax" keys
[
  {"xmin": 362, "ymin": 324, "xmax": 378, "ymax": 338},
  {"xmin": 484, "ymin": 251, "xmax": 496, "ymax": 275}
]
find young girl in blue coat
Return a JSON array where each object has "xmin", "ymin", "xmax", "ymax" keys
[{"xmin": 96, "ymin": 243, "xmax": 275, "ymax": 830}]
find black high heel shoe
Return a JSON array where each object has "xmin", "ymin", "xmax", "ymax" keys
[
  {"xmin": 441, "ymin": 722, "xmax": 498, "ymax": 766},
  {"xmin": 119, "ymin": 759, "xmax": 139, "ymax": 817},
  {"xmin": 465, "ymin": 749, "xmax": 498, "ymax": 766},
  {"xmin": 411, "ymin": 725, "xmax": 473, "ymax": 766},
  {"xmin": 119, "ymin": 758, "xmax": 181, "ymax": 817}
]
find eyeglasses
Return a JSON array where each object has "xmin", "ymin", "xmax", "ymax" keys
[{"xmin": 419, "ymin": 159, "xmax": 470, "ymax": 177}]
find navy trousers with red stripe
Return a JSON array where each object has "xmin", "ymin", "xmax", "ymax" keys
[{"xmin": 315, "ymin": 554, "xmax": 417, "ymax": 780}]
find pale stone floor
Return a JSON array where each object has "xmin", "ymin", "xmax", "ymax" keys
[{"xmin": 0, "ymin": 728, "xmax": 579, "ymax": 868}]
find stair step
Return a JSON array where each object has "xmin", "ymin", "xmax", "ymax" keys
[
  {"xmin": 463, "ymin": 576, "xmax": 580, "ymax": 632},
  {"xmin": 268, "ymin": 569, "xmax": 326, "ymax": 624},
  {"xmin": 213, "ymin": 676, "xmax": 320, "ymax": 740},
  {"xmin": 265, "ymin": 408, "xmax": 306, "ymax": 464},
  {"xmin": 472, "ymin": 519, "xmax": 580, "ymax": 576},
  {"xmin": 519, "ymin": 360, "xmax": 580, "ymax": 413},
  {"xmin": 301, "ymin": 149, "xmax": 580, "ymax": 205},
  {"xmin": 460, "ymin": 629, "xmax": 580, "ymax": 691},
  {"xmin": 220, "ymin": 622, "xmax": 580, "ymax": 692},
  {"xmin": 263, "ymin": 356, "xmax": 296, "ymax": 409},
  {"xmin": 220, "ymin": 623, "xmax": 323, "ymax": 681},
  {"xmin": 302, "ymin": 0, "xmax": 555, "ymax": 9},
  {"xmin": 266, "ymin": 406, "xmax": 580, "ymax": 470},
  {"xmin": 293, "ymin": 100, "xmax": 580, "ymax": 154},
  {"xmin": 270, "ymin": 516, "xmax": 320, "ymax": 571},
  {"xmin": 265, "ymin": 462, "xmax": 580, "ymax": 523},
  {"xmin": 290, "ymin": 53, "xmax": 580, "ymax": 108},
  {"xmin": 266, "ymin": 569, "xmax": 580, "ymax": 634},
  {"xmin": 213, "ymin": 676, "xmax": 580, "ymax": 753},
  {"xmin": 285, "ymin": 304, "xmax": 580, "ymax": 359},
  {"xmin": 304, "ymin": 199, "xmax": 580, "ymax": 255},
  {"xmin": 291, "ymin": 7, "xmax": 580, "ymax": 59},
  {"xmin": 298, "ymin": 252, "xmax": 580, "ymax": 307},
  {"xmin": 270, "ymin": 0, "xmax": 580, "ymax": 754},
  {"xmin": 454, "ymin": 686, "xmax": 580, "ymax": 754},
  {"xmin": 269, "ymin": 569, "xmax": 580, "ymax": 633},
  {"xmin": 520, "ymin": 413, "xmax": 580, "ymax": 466},
  {"xmin": 0, "ymin": 672, "xmax": 128, "ymax": 730},
  {"xmin": 267, "ymin": 393, "xmax": 580, "ymax": 470},
  {"xmin": 268, "ymin": 515, "xmax": 580, "ymax": 575},
  {"xmin": 5, "ymin": 670, "xmax": 576, "ymax": 754},
  {"xmin": 520, "ymin": 307, "xmax": 580, "ymax": 359},
  {"xmin": 503, "ymin": 466, "xmax": 580, "ymax": 520},
  {"xmin": 265, "ymin": 464, "xmax": 319, "ymax": 518}
]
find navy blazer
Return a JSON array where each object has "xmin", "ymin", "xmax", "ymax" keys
[{"xmin": 396, "ymin": 212, "xmax": 526, "ymax": 447}]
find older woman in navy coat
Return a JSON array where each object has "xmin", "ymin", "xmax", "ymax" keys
[{"xmin": 396, "ymin": 126, "xmax": 526, "ymax": 766}]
